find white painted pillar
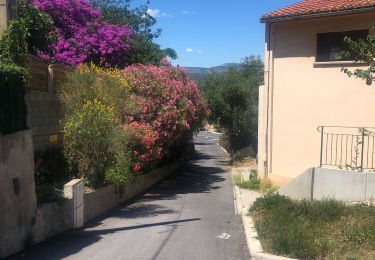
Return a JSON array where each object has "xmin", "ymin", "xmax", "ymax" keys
[
  {"xmin": 257, "ymin": 85, "xmax": 267, "ymax": 179},
  {"xmin": 64, "ymin": 179, "xmax": 84, "ymax": 228}
]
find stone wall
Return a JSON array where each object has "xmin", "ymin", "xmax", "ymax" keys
[{"xmin": 0, "ymin": 130, "xmax": 37, "ymax": 258}]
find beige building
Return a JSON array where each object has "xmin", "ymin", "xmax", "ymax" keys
[{"xmin": 258, "ymin": 0, "xmax": 375, "ymax": 185}]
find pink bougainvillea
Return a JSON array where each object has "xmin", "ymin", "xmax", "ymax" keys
[
  {"xmin": 32, "ymin": 0, "xmax": 133, "ymax": 67},
  {"xmin": 122, "ymin": 62, "xmax": 209, "ymax": 172}
]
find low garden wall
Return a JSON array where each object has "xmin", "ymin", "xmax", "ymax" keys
[
  {"xmin": 84, "ymin": 152, "xmax": 191, "ymax": 222},
  {"xmin": 279, "ymin": 167, "xmax": 375, "ymax": 202}
]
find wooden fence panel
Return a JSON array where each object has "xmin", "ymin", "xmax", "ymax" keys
[{"xmin": 27, "ymin": 56, "xmax": 49, "ymax": 92}]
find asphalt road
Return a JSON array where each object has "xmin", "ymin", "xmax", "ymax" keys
[{"xmin": 12, "ymin": 132, "xmax": 249, "ymax": 260}]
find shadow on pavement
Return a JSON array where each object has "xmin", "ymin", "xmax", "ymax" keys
[
  {"xmin": 12, "ymin": 218, "xmax": 200, "ymax": 260},
  {"xmin": 11, "ymin": 148, "xmax": 227, "ymax": 260}
]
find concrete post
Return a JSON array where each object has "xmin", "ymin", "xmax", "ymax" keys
[{"xmin": 64, "ymin": 179, "xmax": 84, "ymax": 229}]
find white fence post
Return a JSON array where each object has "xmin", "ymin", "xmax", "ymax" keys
[{"xmin": 64, "ymin": 179, "xmax": 84, "ymax": 228}]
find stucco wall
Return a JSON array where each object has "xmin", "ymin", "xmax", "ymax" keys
[
  {"xmin": 0, "ymin": 130, "xmax": 37, "ymax": 258},
  {"xmin": 259, "ymin": 12, "xmax": 375, "ymax": 183}
]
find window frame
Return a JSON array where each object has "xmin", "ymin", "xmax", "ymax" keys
[{"xmin": 316, "ymin": 29, "xmax": 369, "ymax": 63}]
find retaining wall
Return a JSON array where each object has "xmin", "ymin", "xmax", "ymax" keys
[
  {"xmin": 84, "ymin": 155, "xmax": 189, "ymax": 222},
  {"xmin": 0, "ymin": 130, "xmax": 37, "ymax": 258},
  {"xmin": 279, "ymin": 167, "xmax": 375, "ymax": 202}
]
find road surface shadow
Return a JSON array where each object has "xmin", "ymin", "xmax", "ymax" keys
[
  {"xmin": 12, "ymin": 219, "xmax": 200, "ymax": 260},
  {"xmin": 11, "ymin": 148, "xmax": 227, "ymax": 260}
]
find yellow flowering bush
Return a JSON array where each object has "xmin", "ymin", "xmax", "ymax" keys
[
  {"xmin": 64, "ymin": 98, "xmax": 119, "ymax": 187},
  {"xmin": 79, "ymin": 63, "xmax": 129, "ymax": 89},
  {"xmin": 61, "ymin": 66, "xmax": 135, "ymax": 187}
]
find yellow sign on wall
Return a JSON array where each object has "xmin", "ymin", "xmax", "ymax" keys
[{"xmin": 49, "ymin": 134, "xmax": 58, "ymax": 144}]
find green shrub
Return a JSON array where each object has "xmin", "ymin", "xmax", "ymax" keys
[
  {"xmin": 35, "ymin": 184, "xmax": 65, "ymax": 205},
  {"xmin": 0, "ymin": 0, "xmax": 54, "ymax": 66},
  {"xmin": 237, "ymin": 178, "xmax": 260, "ymax": 190},
  {"xmin": 61, "ymin": 67, "xmax": 134, "ymax": 188},
  {"xmin": 0, "ymin": 63, "xmax": 27, "ymax": 135},
  {"xmin": 34, "ymin": 147, "xmax": 71, "ymax": 184}
]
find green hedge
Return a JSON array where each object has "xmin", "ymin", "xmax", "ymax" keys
[{"xmin": 0, "ymin": 63, "xmax": 27, "ymax": 135}]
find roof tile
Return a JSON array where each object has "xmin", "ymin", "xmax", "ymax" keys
[{"xmin": 262, "ymin": 0, "xmax": 375, "ymax": 21}]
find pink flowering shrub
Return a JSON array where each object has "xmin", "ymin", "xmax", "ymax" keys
[
  {"xmin": 122, "ymin": 62, "xmax": 209, "ymax": 172},
  {"xmin": 32, "ymin": 0, "xmax": 132, "ymax": 67}
]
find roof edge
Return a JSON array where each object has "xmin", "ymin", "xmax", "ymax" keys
[{"xmin": 260, "ymin": 6, "xmax": 375, "ymax": 23}]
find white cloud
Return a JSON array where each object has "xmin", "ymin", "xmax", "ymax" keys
[
  {"xmin": 186, "ymin": 48, "xmax": 194, "ymax": 53},
  {"xmin": 196, "ymin": 50, "xmax": 203, "ymax": 54},
  {"xmin": 181, "ymin": 10, "xmax": 195, "ymax": 15},
  {"xmin": 147, "ymin": 9, "xmax": 172, "ymax": 18}
]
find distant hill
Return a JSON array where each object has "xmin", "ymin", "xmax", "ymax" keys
[{"xmin": 183, "ymin": 63, "xmax": 242, "ymax": 82}]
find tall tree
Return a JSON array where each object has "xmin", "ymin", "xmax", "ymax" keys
[
  {"xmin": 91, "ymin": 0, "xmax": 177, "ymax": 65},
  {"xmin": 201, "ymin": 56, "xmax": 263, "ymax": 153}
]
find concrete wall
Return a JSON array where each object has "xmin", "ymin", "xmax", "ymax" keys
[
  {"xmin": 31, "ymin": 200, "xmax": 73, "ymax": 245},
  {"xmin": 258, "ymin": 12, "xmax": 375, "ymax": 184},
  {"xmin": 84, "ymin": 153, "xmax": 191, "ymax": 222},
  {"xmin": 25, "ymin": 92, "xmax": 65, "ymax": 151},
  {"xmin": 0, "ymin": 130, "xmax": 37, "ymax": 258},
  {"xmin": 279, "ymin": 167, "xmax": 375, "ymax": 202}
]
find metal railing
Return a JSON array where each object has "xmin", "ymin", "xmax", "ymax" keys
[{"xmin": 318, "ymin": 126, "xmax": 375, "ymax": 171}]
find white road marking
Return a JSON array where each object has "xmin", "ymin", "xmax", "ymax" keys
[
  {"xmin": 216, "ymin": 233, "xmax": 231, "ymax": 240},
  {"xmin": 218, "ymin": 144, "xmax": 229, "ymax": 154}
]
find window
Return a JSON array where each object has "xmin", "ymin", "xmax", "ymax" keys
[{"xmin": 316, "ymin": 30, "xmax": 368, "ymax": 62}]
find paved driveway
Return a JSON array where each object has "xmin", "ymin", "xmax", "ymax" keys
[{"xmin": 12, "ymin": 132, "xmax": 249, "ymax": 260}]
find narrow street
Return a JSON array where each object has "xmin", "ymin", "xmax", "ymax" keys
[{"xmin": 13, "ymin": 132, "xmax": 249, "ymax": 260}]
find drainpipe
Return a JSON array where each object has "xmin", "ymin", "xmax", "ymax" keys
[{"xmin": 264, "ymin": 22, "xmax": 275, "ymax": 178}]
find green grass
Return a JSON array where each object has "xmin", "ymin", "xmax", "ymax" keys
[
  {"xmin": 250, "ymin": 194, "xmax": 375, "ymax": 259},
  {"xmin": 234, "ymin": 169, "xmax": 278, "ymax": 194}
]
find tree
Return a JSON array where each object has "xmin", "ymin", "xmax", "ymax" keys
[
  {"xmin": 201, "ymin": 56, "xmax": 263, "ymax": 153},
  {"xmin": 342, "ymin": 32, "xmax": 375, "ymax": 85},
  {"xmin": 91, "ymin": 0, "xmax": 177, "ymax": 65}
]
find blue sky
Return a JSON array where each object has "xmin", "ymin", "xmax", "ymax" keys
[{"xmin": 131, "ymin": 0, "xmax": 300, "ymax": 67}]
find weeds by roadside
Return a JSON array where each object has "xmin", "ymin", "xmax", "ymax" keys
[
  {"xmin": 250, "ymin": 193, "xmax": 375, "ymax": 259},
  {"xmin": 234, "ymin": 169, "xmax": 278, "ymax": 194}
]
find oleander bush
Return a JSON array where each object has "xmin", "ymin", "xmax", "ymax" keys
[{"xmin": 62, "ymin": 62, "xmax": 208, "ymax": 187}]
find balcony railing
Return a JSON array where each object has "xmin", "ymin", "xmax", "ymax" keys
[{"xmin": 317, "ymin": 126, "xmax": 375, "ymax": 171}]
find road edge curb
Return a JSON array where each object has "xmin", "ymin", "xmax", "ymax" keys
[{"xmin": 232, "ymin": 170, "xmax": 296, "ymax": 260}]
